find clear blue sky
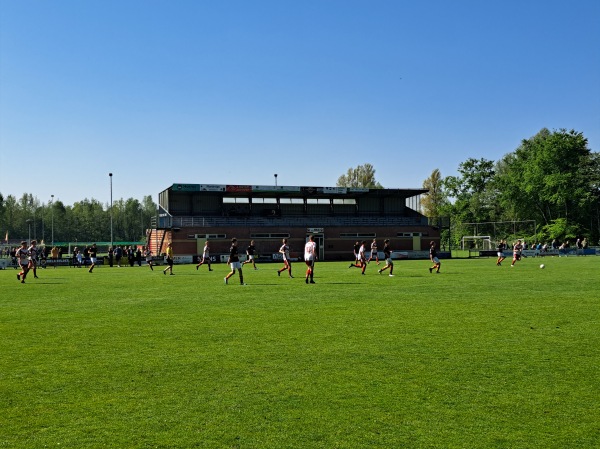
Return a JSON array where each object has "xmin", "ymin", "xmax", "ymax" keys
[{"xmin": 1, "ymin": 0, "xmax": 599, "ymax": 207}]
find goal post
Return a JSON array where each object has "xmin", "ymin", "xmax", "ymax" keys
[
  {"xmin": 452, "ymin": 220, "xmax": 537, "ymax": 248},
  {"xmin": 461, "ymin": 235, "xmax": 493, "ymax": 250}
]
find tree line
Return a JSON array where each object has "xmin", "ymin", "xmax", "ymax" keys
[
  {"xmin": 3, "ymin": 128, "xmax": 598, "ymax": 247},
  {"xmin": 0, "ymin": 194, "xmax": 157, "ymax": 244},
  {"xmin": 421, "ymin": 128, "xmax": 600, "ymax": 246}
]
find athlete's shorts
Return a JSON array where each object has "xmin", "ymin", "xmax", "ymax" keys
[
  {"xmin": 497, "ymin": 252, "xmax": 504, "ymax": 258},
  {"xmin": 230, "ymin": 261, "xmax": 242, "ymax": 270},
  {"xmin": 90, "ymin": 257, "xmax": 97, "ymax": 264},
  {"xmin": 385, "ymin": 257, "xmax": 393, "ymax": 265},
  {"xmin": 432, "ymin": 257, "xmax": 440, "ymax": 264},
  {"xmin": 247, "ymin": 255, "xmax": 255, "ymax": 261}
]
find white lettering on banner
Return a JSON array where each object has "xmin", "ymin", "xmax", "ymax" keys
[
  {"xmin": 307, "ymin": 228, "xmax": 324, "ymax": 233},
  {"xmin": 172, "ymin": 256, "xmax": 194, "ymax": 264},
  {"xmin": 391, "ymin": 252, "xmax": 409, "ymax": 260},
  {"xmin": 199, "ymin": 184, "xmax": 226, "ymax": 192},
  {"xmin": 323, "ymin": 187, "xmax": 347, "ymax": 194},
  {"xmin": 272, "ymin": 253, "xmax": 299, "ymax": 262}
]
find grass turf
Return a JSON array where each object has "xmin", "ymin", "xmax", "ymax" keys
[{"xmin": 1, "ymin": 256, "xmax": 599, "ymax": 448}]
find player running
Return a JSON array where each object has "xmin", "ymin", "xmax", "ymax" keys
[
  {"xmin": 16, "ymin": 241, "xmax": 30, "ymax": 283},
  {"xmin": 224, "ymin": 238, "xmax": 244, "ymax": 285},
  {"xmin": 378, "ymin": 239, "xmax": 394, "ymax": 276},
  {"xmin": 277, "ymin": 238, "xmax": 293, "ymax": 278},
  {"xmin": 368, "ymin": 238, "xmax": 380, "ymax": 265},
  {"xmin": 429, "ymin": 241, "xmax": 441, "ymax": 274},
  {"xmin": 144, "ymin": 246, "xmax": 154, "ymax": 270},
  {"xmin": 243, "ymin": 240, "xmax": 258, "ymax": 270},
  {"xmin": 511, "ymin": 239, "xmax": 523, "ymax": 267},
  {"xmin": 496, "ymin": 239, "xmax": 507, "ymax": 266},
  {"xmin": 349, "ymin": 241, "xmax": 367, "ymax": 275},
  {"xmin": 195, "ymin": 240, "xmax": 213, "ymax": 271}
]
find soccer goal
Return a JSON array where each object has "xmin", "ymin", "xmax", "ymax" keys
[{"xmin": 461, "ymin": 235, "xmax": 493, "ymax": 250}]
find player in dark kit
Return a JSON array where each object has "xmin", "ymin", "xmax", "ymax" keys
[
  {"xmin": 225, "ymin": 238, "xmax": 244, "ymax": 285},
  {"xmin": 378, "ymin": 239, "xmax": 394, "ymax": 276},
  {"xmin": 243, "ymin": 240, "xmax": 258, "ymax": 270},
  {"xmin": 496, "ymin": 239, "xmax": 507, "ymax": 266},
  {"xmin": 349, "ymin": 241, "xmax": 361, "ymax": 268},
  {"xmin": 429, "ymin": 241, "xmax": 441, "ymax": 273},
  {"xmin": 88, "ymin": 243, "xmax": 98, "ymax": 273}
]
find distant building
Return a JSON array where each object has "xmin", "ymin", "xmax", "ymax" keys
[{"xmin": 149, "ymin": 183, "xmax": 439, "ymax": 262}]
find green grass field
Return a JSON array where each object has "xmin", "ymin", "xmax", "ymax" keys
[{"xmin": 1, "ymin": 256, "xmax": 599, "ymax": 448}]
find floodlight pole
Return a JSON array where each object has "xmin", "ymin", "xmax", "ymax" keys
[
  {"xmin": 274, "ymin": 174, "xmax": 278, "ymax": 186},
  {"xmin": 109, "ymin": 173, "xmax": 114, "ymax": 250},
  {"xmin": 51, "ymin": 195, "xmax": 54, "ymax": 247},
  {"xmin": 26, "ymin": 219, "xmax": 33, "ymax": 245}
]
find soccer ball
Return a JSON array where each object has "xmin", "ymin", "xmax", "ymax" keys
[{"xmin": 539, "ymin": 264, "xmax": 545, "ymax": 269}]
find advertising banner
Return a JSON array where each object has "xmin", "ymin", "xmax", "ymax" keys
[
  {"xmin": 226, "ymin": 185, "xmax": 252, "ymax": 193},
  {"xmin": 199, "ymin": 184, "xmax": 226, "ymax": 192},
  {"xmin": 173, "ymin": 184, "xmax": 200, "ymax": 192}
]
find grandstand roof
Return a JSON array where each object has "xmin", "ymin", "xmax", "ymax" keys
[{"xmin": 164, "ymin": 183, "xmax": 428, "ymax": 198}]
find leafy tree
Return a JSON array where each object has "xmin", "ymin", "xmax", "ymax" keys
[
  {"xmin": 443, "ymin": 158, "xmax": 497, "ymax": 230},
  {"xmin": 421, "ymin": 168, "xmax": 448, "ymax": 218},
  {"xmin": 495, "ymin": 128, "xmax": 596, "ymax": 240},
  {"xmin": 336, "ymin": 163, "xmax": 383, "ymax": 188}
]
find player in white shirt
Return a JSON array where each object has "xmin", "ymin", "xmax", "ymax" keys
[
  {"xmin": 27, "ymin": 240, "xmax": 40, "ymax": 279},
  {"xmin": 350, "ymin": 241, "xmax": 367, "ymax": 275},
  {"xmin": 277, "ymin": 238, "xmax": 293, "ymax": 278},
  {"xmin": 16, "ymin": 241, "xmax": 30, "ymax": 283},
  {"xmin": 144, "ymin": 246, "xmax": 154, "ymax": 271},
  {"xmin": 304, "ymin": 235, "xmax": 317, "ymax": 284},
  {"xmin": 368, "ymin": 239, "xmax": 380, "ymax": 265},
  {"xmin": 195, "ymin": 240, "xmax": 213, "ymax": 271}
]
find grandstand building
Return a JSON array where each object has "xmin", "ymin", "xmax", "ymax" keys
[{"xmin": 150, "ymin": 183, "xmax": 440, "ymax": 262}]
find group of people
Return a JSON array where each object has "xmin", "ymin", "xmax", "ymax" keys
[
  {"xmin": 496, "ymin": 236, "xmax": 591, "ymax": 267},
  {"xmin": 224, "ymin": 237, "xmax": 440, "ymax": 283},
  {"xmin": 13, "ymin": 237, "xmax": 446, "ymax": 284},
  {"xmin": 108, "ymin": 245, "xmax": 153, "ymax": 268},
  {"xmin": 347, "ymin": 239, "xmax": 396, "ymax": 276},
  {"xmin": 225, "ymin": 236, "xmax": 318, "ymax": 285},
  {"xmin": 14, "ymin": 240, "xmax": 43, "ymax": 283},
  {"xmin": 495, "ymin": 239, "xmax": 524, "ymax": 267}
]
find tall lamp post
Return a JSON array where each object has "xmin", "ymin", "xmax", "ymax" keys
[
  {"xmin": 109, "ymin": 173, "xmax": 114, "ymax": 251},
  {"xmin": 274, "ymin": 174, "xmax": 278, "ymax": 187},
  {"xmin": 50, "ymin": 195, "xmax": 54, "ymax": 247},
  {"xmin": 26, "ymin": 219, "xmax": 33, "ymax": 245}
]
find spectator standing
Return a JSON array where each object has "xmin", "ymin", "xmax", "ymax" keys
[
  {"xmin": 51, "ymin": 246, "xmax": 59, "ymax": 268},
  {"xmin": 115, "ymin": 245, "xmax": 123, "ymax": 267}
]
